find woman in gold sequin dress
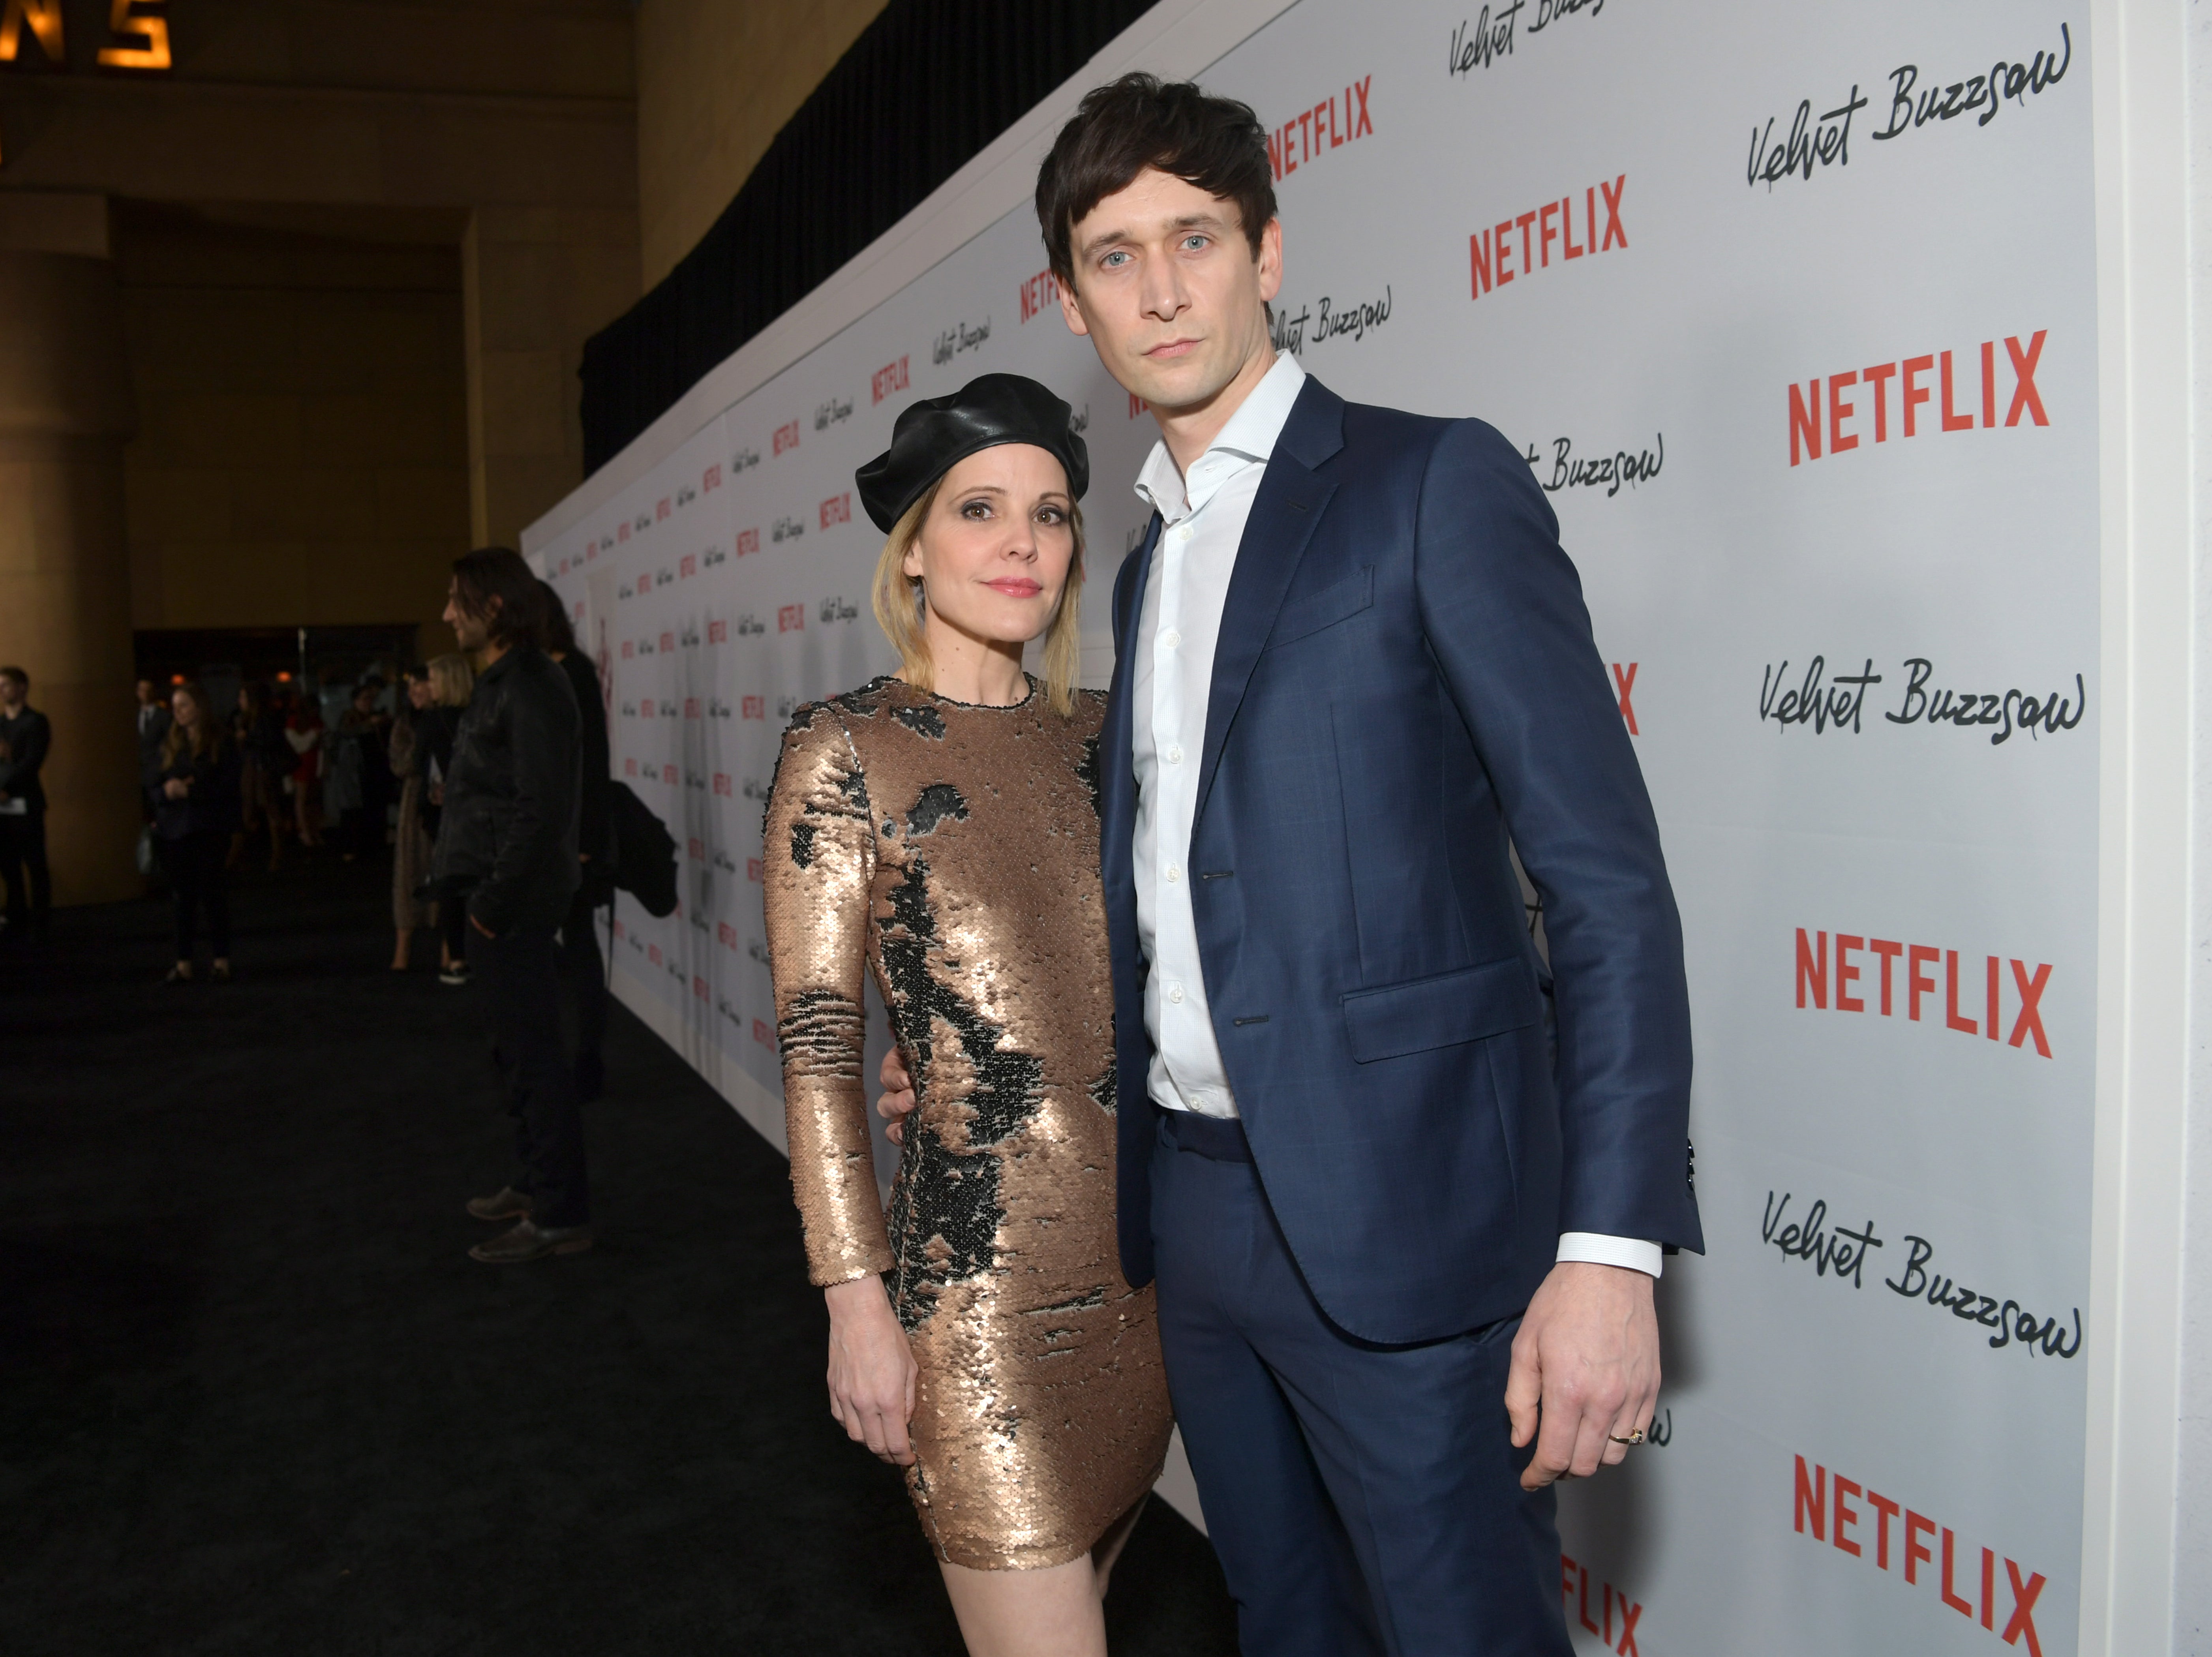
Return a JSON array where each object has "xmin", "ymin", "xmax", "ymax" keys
[{"xmin": 763, "ymin": 376, "xmax": 1172, "ymax": 1655}]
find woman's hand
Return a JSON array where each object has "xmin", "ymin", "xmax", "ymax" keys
[
  {"xmin": 824, "ymin": 1274, "xmax": 917, "ymax": 1465},
  {"xmin": 163, "ymin": 778, "xmax": 190, "ymax": 799},
  {"xmin": 876, "ymin": 1048, "xmax": 917, "ymax": 1146}
]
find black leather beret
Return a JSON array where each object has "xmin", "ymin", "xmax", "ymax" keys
[{"xmin": 855, "ymin": 373, "xmax": 1089, "ymax": 533}]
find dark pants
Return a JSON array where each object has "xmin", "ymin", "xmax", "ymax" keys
[
  {"xmin": 0, "ymin": 808, "xmax": 50, "ymax": 939},
  {"xmin": 558, "ymin": 886, "xmax": 608, "ymax": 1066},
  {"xmin": 156, "ymin": 830, "xmax": 232, "ymax": 960},
  {"xmin": 1150, "ymin": 1113, "xmax": 1572, "ymax": 1657},
  {"xmin": 441, "ymin": 896, "xmax": 470, "ymax": 964},
  {"xmin": 469, "ymin": 922, "xmax": 589, "ymax": 1228}
]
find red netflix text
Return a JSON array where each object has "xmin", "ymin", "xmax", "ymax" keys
[
  {"xmin": 746, "ymin": 858, "xmax": 763, "ymax": 884},
  {"xmin": 1266, "ymin": 75, "xmax": 1373, "ymax": 180},
  {"xmin": 683, "ymin": 698, "xmax": 700, "ymax": 719},
  {"xmin": 742, "ymin": 695, "xmax": 765, "ymax": 720},
  {"xmin": 1129, "ymin": 393, "xmax": 1148, "ymax": 419},
  {"xmin": 1018, "ymin": 268, "xmax": 1061, "ymax": 324},
  {"xmin": 687, "ymin": 838, "xmax": 703, "ymax": 863},
  {"xmin": 620, "ymin": 640, "xmax": 633, "ymax": 659},
  {"xmin": 1559, "ymin": 1555, "xmax": 1641, "ymax": 1655},
  {"xmin": 680, "ymin": 554, "xmax": 696, "ymax": 578},
  {"xmin": 623, "ymin": 758, "xmax": 637, "ymax": 777},
  {"xmin": 872, "ymin": 355, "xmax": 910, "ymax": 404},
  {"xmin": 661, "ymin": 764, "xmax": 676, "ymax": 785},
  {"xmin": 708, "ymin": 619, "xmax": 728, "ymax": 644},
  {"xmin": 703, "ymin": 462, "xmax": 721, "ymax": 491},
  {"xmin": 778, "ymin": 604, "xmax": 805, "ymax": 633},
  {"xmin": 655, "ymin": 497, "xmax": 669, "ymax": 521},
  {"xmin": 1790, "ymin": 331, "xmax": 2048, "ymax": 465},
  {"xmin": 736, "ymin": 527, "xmax": 760, "ymax": 557},
  {"xmin": 1612, "ymin": 662, "xmax": 1638, "ymax": 734},
  {"xmin": 821, "ymin": 492, "xmax": 852, "ymax": 529},
  {"xmin": 1795, "ymin": 1456, "xmax": 2046, "ymax": 1654},
  {"xmin": 717, "ymin": 921, "xmax": 737, "ymax": 950},
  {"xmin": 773, "ymin": 420, "xmax": 800, "ymax": 456},
  {"xmin": 648, "ymin": 944, "xmax": 661, "ymax": 966},
  {"xmin": 752, "ymin": 1018, "xmax": 774, "ymax": 1049},
  {"xmin": 713, "ymin": 773, "xmax": 731, "ymax": 797},
  {"xmin": 1795, "ymin": 928, "xmax": 2052, "ymax": 1058},
  {"xmin": 660, "ymin": 632, "xmax": 674, "ymax": 653},
  {"xmin": 1472, "ymin": 176, "xmax": 1627, "ymax": 299}
]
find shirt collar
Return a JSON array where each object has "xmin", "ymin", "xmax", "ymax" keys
[{"xmin": 1133, "ymin": 350, "xmax": 1307, "ymax": 524}]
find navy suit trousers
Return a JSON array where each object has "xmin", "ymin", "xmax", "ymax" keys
[{"xmin": 1151, "ymin": 1116, "xmax": 1574, "ymax": 1657}]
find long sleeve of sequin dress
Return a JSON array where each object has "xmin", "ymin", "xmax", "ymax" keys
[
  {"xmin": 761, "ymin": 706, "xmax": 890, "ymax": 1285},
  {"xmin": 763, "ymin": 678, "xmax": 1173, "ymax": 1573}
]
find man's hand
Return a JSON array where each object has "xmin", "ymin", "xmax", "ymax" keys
[
  {"xmin": 876, "ymin": 1048, "xmax": 917, "ymax": 1145},
  {"xmin": 1505, "ymin": 1261, "xmax": 1659, "ymax": 1491}
]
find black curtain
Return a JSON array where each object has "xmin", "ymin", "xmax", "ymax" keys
[{"xmin": 580, "ymin": 0, "xmax": 1158, "ymax": 471}]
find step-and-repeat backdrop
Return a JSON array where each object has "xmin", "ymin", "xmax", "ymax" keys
[{"xmin": 535, "ymin": 5, "xmax": 2092, "ymax": 1651}]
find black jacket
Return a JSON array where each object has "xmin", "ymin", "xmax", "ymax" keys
[
  {"xmin": 0, "ymin": 706, "xmax": 51, "ymax": 814},
  {"xmin": 431, "ymin": 646, "xmax": 580, "ymax": 936},
  {"xmin": 145, "ymin": 733, "xmax": 242, "ymax": 839},
  {"xmin": 555, "ymin": 651, "xmax": 613, "ymax": 879}
]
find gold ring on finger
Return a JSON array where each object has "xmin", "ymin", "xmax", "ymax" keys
[{"xmin": 1607, "ymin": 1429, "xmax": 1645, "ymax": 1446}]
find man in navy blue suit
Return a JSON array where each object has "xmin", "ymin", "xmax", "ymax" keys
[{"xmin": 887, "ymin": 74, "xmax": 1701, "ymax": 1655}]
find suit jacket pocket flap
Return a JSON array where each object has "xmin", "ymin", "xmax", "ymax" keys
[
  {"xmin": 1341, "ymin": 957, "xmax": 1540, "ymax": 1063},
  {"xmin": 1266, "ymin": 567, "xmax": 1373, "ymax": 649}
]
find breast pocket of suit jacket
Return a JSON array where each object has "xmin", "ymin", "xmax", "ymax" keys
[{"xmin": 1264, "ymin": 567, "xmax": 1373, "ymax": 651}]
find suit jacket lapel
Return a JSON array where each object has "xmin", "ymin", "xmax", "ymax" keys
[
  {"xmin": 1194, "ymin": 377, "xmax": 1345, "ymax": 828},
  {"xmin": 1099, "ymin": 514, "xmax": 1161, "ymax": 913}
]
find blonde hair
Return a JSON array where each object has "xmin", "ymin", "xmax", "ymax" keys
[
  {"xmin": 870, "ymin": 474, "xmax": 1086, "ymax": 716},
  {"xmin": 428, "ymin": 653, "xmax": 475, "ymax": 708}
]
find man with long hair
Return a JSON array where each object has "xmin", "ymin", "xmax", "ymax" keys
[{"xmin": 433, "ymin": 547, "xmax": 589, "ymax": 1264}]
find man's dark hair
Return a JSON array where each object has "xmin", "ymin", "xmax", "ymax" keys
[
  {"xmin": 0, "ymin": 666, "xmax": 26, "ymax": 691},
  {"xmin": 538, "ymin": 579, "xmax": 578, "ymax": 656},
  {"xmin": 450, "ymin": 547, "xmax": 544, "ymax": 650},
  {"xmin": 1036, "ymin": 73, "xmax": 1276, "ymax": 286}
]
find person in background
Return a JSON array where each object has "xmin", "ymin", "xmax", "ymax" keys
[
  {"xmin": 539, "ymin": 581, "xmax": 612, "ymax": 1101},
  {"xmin": 388, "ymin": 668, "xmax": 439, "ymax": 971},
  {"xmin": 419, "ymin": 653, "xmax": 474, "ymax": 984},
  {"xmin": 147, "ymin": 680, "xmax": 241, "ymax": 983},
  {"xmin": 236, "ymin": 682, "xmax": 292, "ymax": 871},
  {"xmin": 285, "ymin": 691, "xmax": 325, "ymax": 848},
  {"xmin": 433, "ymin": 548, "xmax": 587, "ymax": 1264},
  {"xmin": 0, "ymin": 666, "xmax": 52, "ymax": 945},
  {"xmin": 136, "ymin": 678, "xmax": 172, "ymax": 777}
]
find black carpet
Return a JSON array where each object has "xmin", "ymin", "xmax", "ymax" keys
[{"xmin": 0, "ymin": 853, "xmax": 1239, "ymax": 1655}]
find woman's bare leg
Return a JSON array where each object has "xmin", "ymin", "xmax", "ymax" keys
[
  {"xmin": 1092, "ymin": 1494, "xmax": 1148, "ymax": 1598},
  {"xmin": 392, "ymin": 927, "xmax": 412, "ymax": 971},
  {"xmin": 939, "ymin": 1555, "xmax": 1107, "ymax": 1657}
]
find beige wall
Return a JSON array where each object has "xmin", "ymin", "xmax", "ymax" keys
[
  {"xmin": 116, "ymin": 206, "xmax": 472, "ymax": 649},
  {"xmin": 634, "ymin": 0, "xmax": 887, "ymax": 288}
]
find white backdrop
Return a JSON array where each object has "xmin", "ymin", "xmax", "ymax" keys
[{"xmin": 529, "ymin": 6, "xmax": 2102, "ymax": 1652}]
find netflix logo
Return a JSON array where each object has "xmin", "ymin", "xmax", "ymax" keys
[
  {"xmin": 648, "ymin": 944, "xmax": 662, "ymax": 967},
  {"xmin": 872, "ymin": 355, "xmax": 910, "ymax": 404},
  {"xmin": 687, "ymin": 837, "xmax": 704, "ymax": 862},
  {"xmin": 1129, "ymin": 393, "xmax": 1148, "ymax": 419},
  {"xmin": 746, "ymin": 858, "xmax": 763, "ymax": 884},
  {"xmin": 742, "ymin": 696, "xmax": 764, "ymax": 719},
  {"xmin": 1266, "ymin": 75, "xmax": 1373, "ymax": 181},
  {"xmin": 623, "ymin": 758, "xmax": 637, "ymax": 777},
  {"xmin": 708, "ymin": 619, "xmax": 728, "ymax": 644},
  {"xmin": 1795, "ymin": 929, "xmax": 2052, "ymax": 1057},
  {"xmin": 778, "ymin": 604, "xmax": 805, "ymax": 633},
  {"xmin": 717, "ymin": 921, "xmax": 738, "ymax": 950},
  {"xmin": 680, "ymin": 554, "xmax": 696, "ymax": 579},
  {"xmin": 1794, "ymin": 1458, "xmax": 2047, "ymax": 1653},
  {"xmin": 655, "ymin": 498, "xmax": 670, "ymax": 522},
  {"xmin": 620, "ymin": 640, "xmax": 633, "ymax": 660},
  {"xmin": 821, "ymin": 492, "xmax": 852, "ymax": 529},
  {"xmin": 1790, "ymin": 331, "xmax": 2048, "ymax": 465},
  {"xmin": 661, "ymin": 764, "xmax": 677, "ymax": 785},
  {"xmin": 1017, "ymin": 268, "xmax": 1061, "ymax": 324},
  {"xmin": 713, "ymin": 773, "xmax": 731, "ymax": 796},
  {"xmin": 773, "ymin": 420, "xmax": 800, "ymax": 456},
  {"xmin": 752, "ymin": 1018, "xmax": 775, "ymax": 1049},
  {"xmin": 684, "ymin": 698, "xmax": 700, "ymax": 719},
  {"xmin": 703, "ymin": 462, "xmax": 721, "ymax": 491},
  {"xmin": 660, "ymin": 632, "xmax": 674, "ymax": 653},
  {"xmin": 736, "ymin": 527, "xmax": 760, "ymax": 557},
  {"xmin": 1559, "ymin": 1555, "xmax": 1642, "ymax": 1656},
  {"xmin": 1471, "ymin": 176, "xmax": 1626, "ymax": 298}
]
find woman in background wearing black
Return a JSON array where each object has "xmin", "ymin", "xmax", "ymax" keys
[
  {"xmin": 539, "ymin": 583, "xmax": 611, "ymax": 1100},
  {"xmin": 148, "ymin": 681, "xmax": 242, "ymax": 983}
]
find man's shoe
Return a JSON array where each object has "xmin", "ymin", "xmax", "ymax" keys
[
  {"xmin": 469, "ymin": 1218, "xmax": 591, "ymax": 1263},
  {"xmin": 465, "ymin": 1186, "xmax": 533, "ymax": 1222},
  {"xmin": 439, "ymin": 963, "xmax": 470, "ymax": 986}
]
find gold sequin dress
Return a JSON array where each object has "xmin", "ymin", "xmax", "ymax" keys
[{"xmin": 763, "ymin": 674, "xmax": 1172, "ymax": 1571}]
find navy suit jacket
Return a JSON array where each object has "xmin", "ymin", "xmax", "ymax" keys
[{"xmin": 1101, "ymin": 375, "xmax": 1703, "ymax": 1345}]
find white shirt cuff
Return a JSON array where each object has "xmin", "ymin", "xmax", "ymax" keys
[{"xmin": 1556, "ymin": 1233, "xmax": 1664, "ymax": 1278}]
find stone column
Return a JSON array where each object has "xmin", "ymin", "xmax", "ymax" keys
[{"xmin": 0, "ymin": 236, "xmax": 142, "ymax": 905}]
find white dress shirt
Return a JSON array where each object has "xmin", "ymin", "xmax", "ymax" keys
[{"xmin": 1128, "ymin": 350, "xmax": 1661, "ymax": 1278}]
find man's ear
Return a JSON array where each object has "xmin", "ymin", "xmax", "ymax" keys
[
  {"xmin": 1256, "ymin": 216, "xmax": 1284, "ymax": 306},
  {"xmin": 1056, "ymin": 270, "xmax": 1091, "ymax": 338}
]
